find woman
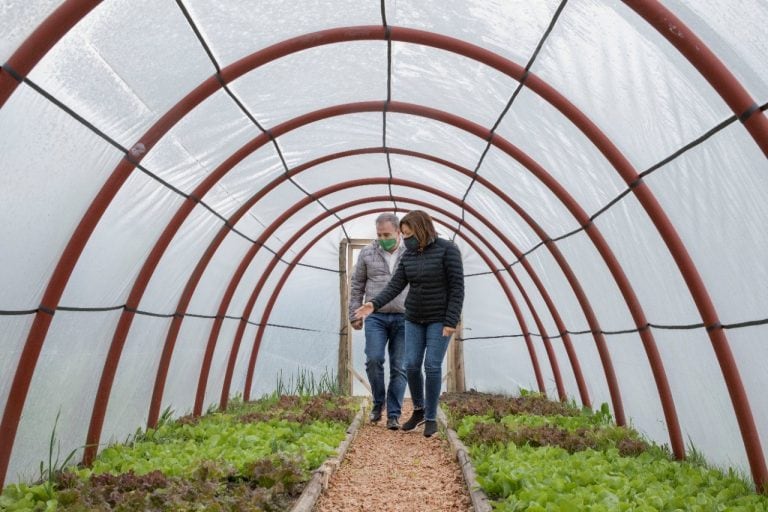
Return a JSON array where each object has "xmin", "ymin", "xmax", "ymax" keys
[{"xmin": 355, "ymin": 210, "xmax": 464, "ymax": 437}]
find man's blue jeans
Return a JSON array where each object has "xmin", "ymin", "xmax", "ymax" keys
[
  {"xmin": 405, "ymin": 320, "xmax": 450, "ymax": 421},
  {"xmin": 364, "ymin": 313, "xmax": 406, "ymax": 418}
]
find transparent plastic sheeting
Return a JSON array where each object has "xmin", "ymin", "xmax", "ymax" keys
[
  {"xmin": 0, "ymin": 316, "xmax": 33, "ymax": 423},
  {"xmin": 1, "ymin": 0, "xmax": 768, "ymax": 488},
  {"xmin": 9, "ymin": 311, "xmax": 121, "ymax": 483},
  {"xmin": 0, "ymin": 85, "xmax": 126, "ymax": 309}
]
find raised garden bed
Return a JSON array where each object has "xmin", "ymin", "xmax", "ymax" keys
[
  {"xmin": 441, "ymin": 391, "xmax": 768, "ymax": 511},
  {"xmin": 0, "ymin": 393, "xmax": 361, "ymax": 511}
]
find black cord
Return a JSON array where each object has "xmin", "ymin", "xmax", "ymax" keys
[
  {"xmin": 453, "ymin": 0, "xmax": 570, "ymax": 242},
  {"xmin": 381, "ymin": 0, "xmax": 397, "ymax": 211},
  {"xmin": 176, "ymin": 0, "xmax": 354, "ymax": 245}
]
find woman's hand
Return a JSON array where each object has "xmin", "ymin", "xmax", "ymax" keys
[
  {"xmin": 443, "ymin": 326, "xmax": 456, "ymax": 337},
  {"xmin": 354, "ymin": 302, "xmax": 374, "ymax": 319}
]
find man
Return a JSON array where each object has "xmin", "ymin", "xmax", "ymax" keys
[{"xmin": 349, "ymin": 213, "xmax": 408, "ymax": 430}]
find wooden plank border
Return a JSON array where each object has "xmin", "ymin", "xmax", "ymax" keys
[
  {"xmin": 291, "ymin": 399, "xmax": 368, "ymax": 512},
  {"xmin": 437, "ymin": 407, "xmax": 492, "ymax": 512}
]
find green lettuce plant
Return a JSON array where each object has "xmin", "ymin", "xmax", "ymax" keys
[
  {"xmin": 443, "ymin": 391, "xmax": 768, "ymax": 510},
  {"xmin": 0, "ymin": 392, "xmax": 358, "ymax": 511}
]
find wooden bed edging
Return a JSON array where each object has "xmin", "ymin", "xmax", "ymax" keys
[
  {"xmin": 290, "ymin": 398, "xmax": 367, "ymax": 512},
  {"xmin": 437, "ymin": 408, "xmax": 493, "ymax": 512}
]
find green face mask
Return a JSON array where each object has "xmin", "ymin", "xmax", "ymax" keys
[{"xmin": 378, "ymin": 238, "xmax": 397, "ymax": 251}]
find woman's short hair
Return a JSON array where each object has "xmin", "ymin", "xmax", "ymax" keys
[{"xmin": 400, "ymin": 210, "xmax": 437, "ymax": 250}]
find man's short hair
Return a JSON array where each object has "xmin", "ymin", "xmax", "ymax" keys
[{"xmin": 375, "ymin": 213, "xmax": 400, "ymax": 229}]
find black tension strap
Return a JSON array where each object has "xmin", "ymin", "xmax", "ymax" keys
[
  {"xmin": 1, "ymin": 63, "xmax": 23, "ymax": 82},
  {"xmin": 706, "ymin": 321, "xmax": 723, "ymax": 332},
  {"xmin": 0, "ymin": 308, "xmax": 43, "ymax": 316},
  {"xmin": 381, "ymin": 0, "xmax": 397, "ymax": 210},
  {"xmin": 2, "ymin": 304, "xmax": 767, "ymax": 340},
  {"xmin": 468, "ymin": 96, "xmax": 768, "ymax": 281},
  {"xmin": 739, "ymin": 102, "xmax": 760, "ymax": 123}
]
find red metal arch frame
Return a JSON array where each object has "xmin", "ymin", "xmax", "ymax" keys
[
  {"xmin": 121, "ymin": 92, "xmax": 698, "ymax": 456},
  {"xmin": 165, "ymin": 180, "xmax": 562, "ymax": 410},
  {"xmin": 241, "ymin": 201, "xmax": 554, "ymax": 401},
  {"xmin": 74, "ymin": 93, "xmax": 647, "ymax": 464},
  {"xmin": 0, "ymin": 0, "xmax": 100, "ymax": 107},
  {"xmin": 205, "ymin": 176, "xmax": 671, "ymax": 447},
  {"xmin": 0, "ymin": 5, "xmax": 764, "ymax": 487},
  {"xmin": 202, "ymin": 184, "xmax": 567, "ymax": 407},
  {"xmin": 115, "ymin": 98, "xmax": 639, "ymax": 438},
  {"xmin": 7, "ymin": 106, "xmax": 747, "ymax": 485},
  {"xmin": 233, "ymin": 196, "xmax": 549, "ymax": 397},
  {"xmin": 3, "ymin": 0, "xmax": 767, "ymax": 153},
  {"xmin": 131, "ymin": 93, "xmax": 637, "ymax": 421},
  {"xmin": 174, "ymin": 147, "xmax": 636, "ymax": 427},
  {"xmin": 184, "ymin": 146, "xmax": 684, "ymax": 459},
  {"xmin": 624, "ymin": 0, "xmax": 768, "ymax": 157}
]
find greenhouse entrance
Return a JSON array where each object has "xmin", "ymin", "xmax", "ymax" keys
[{"xmin": 338, "ymin": 237, "xmax": 466, "ymax": 396}]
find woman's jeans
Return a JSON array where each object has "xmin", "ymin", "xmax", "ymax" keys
[
  {"xmin": 405, "ymin": 320, "xmax": 450, "ymax": 421},
  {"xmin": 364, "ymin": 313, "xmax": 406, "ymax": 418}
]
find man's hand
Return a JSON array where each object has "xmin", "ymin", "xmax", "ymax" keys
[
  {"xmin": 354, "ymin": 302, "xmax": 374, "ymax": 319},
  {"xmin": 443, "ymin": 326, "xmax": 456, "ymax": 337},
  {"xmin": 350, "ymin": 319, "xmax": 363, "ymax": 330}
]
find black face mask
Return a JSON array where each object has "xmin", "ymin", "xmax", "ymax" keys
[{"xmin": 403, "ymin": 236, "xmax": 419, "ymax": 251}]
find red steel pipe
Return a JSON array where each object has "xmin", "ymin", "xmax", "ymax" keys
[
  {"xmin": 91, "ymin": 115, "xmax": 656, "ymax": 463},
  {"xmin": 210, "ymin": 195, "xmax": 557, "ymax": 407},
  {"xmin": 138, "ymin": 95, "xmax": 629, "ymax": 428},
  {"xmin": 226, "ymin": 177, "xmax": 615, "ymax": 414},
  {"xmin": 0, "ymin": 0, "xmax": 100, "ymax": 108},
  {"xmin": 226, "ymin": 189, "xmax": 557, "ymax": 402},
  {"xmin": 194, "ymin": 178, "xmax": 583, "ymax": 406},
  {"xmin": 83, "ymin": 102, "xmax": 623, "ymax": 464},
  {"xmin": 231, "ymin": 198, "xmax": 549, "ymax": 402},
  {"xmin": 200, "ymin": 197, "xmax": 553, "ymax": 407},
  {"xmin": 172, "ymin": 183, "xmax": 551, "ymax": 406},
  {"xmin": 201, "ymin": 149, "xmax": 658, "ymax": 431},
  {"xmin": 142, "ymin": 102, "xmax": 613, "ymax": 421},
  {"xmin": 625, "ymin": 0, "xmax": 768, "ymax": 158},
  {"xmin": 242, "ymin": 202, "xmax": 548, "ymax": 403}
]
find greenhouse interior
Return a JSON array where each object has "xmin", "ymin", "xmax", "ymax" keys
[{"xmin": 1, "ymin": 0, "xmax": 768, "ymax": 510}]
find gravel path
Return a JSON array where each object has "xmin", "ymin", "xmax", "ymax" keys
[{"xmin": 314, "ymin": 400, "xmax": 472, "ymax": 511}]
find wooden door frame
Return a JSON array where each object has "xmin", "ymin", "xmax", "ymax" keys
[
  {"xmin": 339, "ymin": 239, "xmax": 465, "ymax": 394},
  {"xmin": 338, "ymin": 238, "xmax": 373, "ymax": 394}
]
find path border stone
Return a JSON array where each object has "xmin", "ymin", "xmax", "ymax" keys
[
  {"xmin": 290, "ymin": 398, "xmax": 368, "ymax": 512},
  {"xmin": 437, "ymin": 407, "xmax": 492, "ymax": 512}
]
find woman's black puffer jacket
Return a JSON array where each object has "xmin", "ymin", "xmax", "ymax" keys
[{"xmin": 371, "ymin": 237, "xmax": 464, "ymax": 327}]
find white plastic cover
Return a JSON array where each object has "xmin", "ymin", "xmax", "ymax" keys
[{"xmin": 1, "ymin": 0, "xmax": 767, "ymax": 487}]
